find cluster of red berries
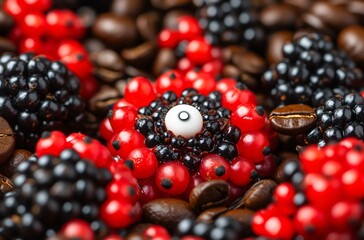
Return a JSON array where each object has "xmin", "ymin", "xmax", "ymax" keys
[
  {"xmin": 99, "ymin": 69, "xmax": 277, "ymax": 203},
  {"xmin": 252, "ymin": 138, "xmax": 364, "ymax": 239},
  {"xmin": 4, "ymin": 0, "xmax": 98, "ymax": 99},
  {"xmin": 36, "ymin": 131, "xmax": 141, "ymax": 232},
  {"xmin": 158, "ymin": 16, "xmax": 223, "ymax": 78}
]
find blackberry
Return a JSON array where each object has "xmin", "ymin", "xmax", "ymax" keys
[
  {"xmin": 0, "ymin": 53, "xmax": 85, "ymax": 150},
  {"xmin": 262, "ymin": 33, "xmax": 363, "ymax": 108},
  {"xmin": 134, "ymin": 89, "xmax": 240, "ymax": 170},
  {"xmin": 305, "ymin": 92, "xmax": 364, "ymax": 147},
  {"xmin": 193, "ymin": 0, "xmax": 264, "ymax": 48},
  {"xmin": 0, "ymin": 149, "xmax": 112, "ymax": 239}
]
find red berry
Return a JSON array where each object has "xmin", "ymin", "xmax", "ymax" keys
[
  {"xmin": 100, "ymin": 199, "xmax": 141, "ymax": 229},
  {"xmin": 139, "ymin": 177, "xmax": 162, "ymax": 205},
  {"xmin": 222, "ymin": 88, "xmax": 257, "ymax": 110},
  {"xmin": 127, "ymin": 148, "xmax": 158, "ymax": 179},
  {"xmin": 158, "ymin": 29, "xmax": 179, "ymax": 48},
  {"xmin": 201, "ymin": 60, "xmax": 223, "ymax": 78},
  {"xmin": 20, "ymin": 12, "xmax": 46, "ymax": 37},
  {"xmin": 300, "ymin": 145, "xmax": 326, "ymax": 174},
  {"xmin": 109, "ymin": 106, "xmax": 138, "ymax": 133},
  {"xmin": 155, "ymin": 70, "xmax": 184, "ymax": 96},
  {"xmin": 124, "ymin": 76, "xmax": 156, "ymax": 108},
  {"xmin": 155, "ymin": 162, "xmax": 190, "ymax": 195},
  {"xmin": 255, "ymin": 155, "xmax": 278, "ymax": 177},
  {"xmin": 330, "ymin": 201, "xmax": 362, "ymax": 230},
  {"xmin": 79, "ymin": 75, "xmax": 99, "ymax": 100},
  {"xmin": 19, "ymin": 36, "xmax": 43, "ymax": 54},
  {"xmin": 46, "ymin": 10, "xmax": 85, "ymax": 39},
  {"xmin": 99, "ymin": 118, "xmax": 114, "ymax": 142},
  {"xmin": 216, "ymin": 78, "xmax": 237, "ymax": 94},
  {"xmin": 294, "ymin": 205, "xmax": 328, "ymax": 238},
  {"xmin": 264, "ymin": 215, "xmax": 294, "ymax": 239},
  {"xmin": 199, "ymin": 154, "xmax": 230, "ymax": 181},
  {"xmin": 112, "ymin": 99, "xmax": 137, "ymax": 111},
  {"xmin": 341, "ymin": 169, "xmax": 364, "ymax": 200},
  {"xmin": 177, "ymin": 57, "xmax": 195, "ymax": 75},
  {"xmin": 237, "ymin": 131, "xmax": 270, "ymax": 163},
  {"xmin": 229, "ymin": 156, "xmax": 255, "ymax": 186},
  {"xmin": 108, "ymin": 129, "xmax": 146, "ymax": 160},
  {"xmin": 274, "ymin": 183, "xmax": 296, "ymax": 216},
  {"xmin": 106, "ymin": 178, "xmax": 140, "ymax": 204},
  {"xmin": 4, "ymin": 0, "xmax": 24, "ymax": 20},
  {"xmin": 144, "ymin": 225, "xmax": 171, "ymax": 240},
  {"xmin": 60, "ymin": 219, "xmax": 94, "ymax": 240},
  {"xmin": 231, "ymin": 104, "xmax": 266, "ymax": 132},
  {"xmin": 35, "ymin": 131, "xmax": 68, "ymax": 157},
  {"xmin": 183, "ymin": 70, "xmax": 216, "ymax": 95},
  {"xmin": 177, "ymin": 16, "xmax": 202, "ymax": 41},
  {"xmin": 18, "ymin": 0, "xmax": 51, "ymax": 12},
  {"xmin": 185, "ymin": 39, "xmax": 213, "ymax": 64}
]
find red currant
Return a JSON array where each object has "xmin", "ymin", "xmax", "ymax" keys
[
  {"xmin": 330, "ymin": 201, "xmax": 362, "ymax": 230},
  {"xmin": 185, "ymin": 38, "xmax": 213, "ymax": 64},
  {"xmin": 237, "ymin": 131, "xmax": 270, "ymax": 163},
  {"xmin": 17, "ymin": 0, "xmax": 51, "ymax": 12},
  {"xmin": 158, "ymin": 29, "xmax": 179, "ymax": 48},
  {"xmin": 143, "ymin": 225, "xmax": 171, "ymax": 240},
  {"xmin": 46, "ymin": 10, "xmax": 85, "ymax": 39},
  {"xmin": 231, "ymin": 104, "xmax": 266, "ymax": 132},
  {"xmin": 139, "ymin": 177, "xmax": 162, "ymax": 206},
  {"xmin": 108, "ymin": 129, "xmax": 146, "ymax": 160},
  {"xmin": 155, "ymin": 162, "xmax": 190, "ymax": 195},
  {"xmin": 177, "ymin": 16, "xmax": 202, "ymax": 41},
  {"xmin": 274, "ymin": 183, "xmax": 296, "ymax": 216},
  {"xmin": 106, "ymin": 178, "xmax": 140, "ymax": 204},
  {"xmin": 109, "ymin": 106, "xmax": 138, "ymax": 133},
  {"xmin": 222, "ymin": 88, "xmax": 257, "ymax": 110},
  {"xmin": 99, "ymin": 118, "xmax": 114, "ymax": 142},
  {"xmin": 294, "ymin": 205, "xmax": 328, "ymax": 238},
  {"xmin": 127, "ymin": 148, "xmax": 158, "ymax": 179},
  {"xmin": 155, "ymin": 70, "xmax": 184, "ymax": 96},
  {"xmin": 20, "ymin": 12, "xmax": 46, "ymax": 37},
  {"xmin": 229, "ymin": 156, "xmax": 255, "ymax": 186},
  {"xmin": 60, "ymin": 219, "xmax": 94, "ymax": 240},
  {"xmin": 35, "ymin": 131, "xmax": 68, "ymax": 157},
  {"xmin": 124, "ymin": 76, "xmax": 156, "ymax": 108},
  {"xmin": 216, "ymin": 78, "xmax": 237, "ymax": 94},
  {"xmin": 199, "ymin": 154, "xmax": 230, "ymax": 181},
  {"xmin": 300, "ymin": 145, "xmax": 326, "ymax": 174}
]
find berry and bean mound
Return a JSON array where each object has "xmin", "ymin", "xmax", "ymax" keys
[
  {"xmin": 306, "ymin": 92, "xmax": 364, "ymax": 147},
  {"xmin": 0, "ymin": 131, "xmax": 141, "ymax": 239},
  {"xmin": 103, "ymin": 73, "xmax": 276, "ymax": 200},
  {"xmin": 262, "ymin": 32, "xmax": 363, "ymax": 108},
  {"xmin": 0, "ymin": 53, "xmax": 85, "ymax": 150},
  {"xmin": 253, "ymin": 138, "xmax": 364, "ymax": 239}
]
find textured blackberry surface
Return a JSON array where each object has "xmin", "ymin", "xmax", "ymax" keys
[
  {"xmin": 305, "ymin": 92, "xmax": 364, "ymax": 147},
  {"xmin": 193, "ymin": 0, "xmax": 264, "ymax": 48},
  {"xmin": 0, "ymin": 149, "xmax": 112, "ymax": 239},
  {"xmin": 0, "ymin": 53, "xmax": 85, "ymax": 150},
  {"xmin": 134, "ymin": 88, "xmax": 240, "ymax": 170},
  {"xmin": 262, "ymin": 33, "xmax": 363, "ymax": 108}
]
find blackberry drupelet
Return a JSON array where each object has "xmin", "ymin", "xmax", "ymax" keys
[
  {"xmin": 0, "ymin": 53, "xmax": 85, "ymax": 150},
  {"xmin": 305, "ymin": 92, "xmax": 364, "ymax": 147},
  {"xmin": 262, "ymin": 33, "xmax": 363, "ymax": 108},
  {"xmin": 193, "ymin": 0, "xmax": 264, "ymax": 48},
  {"xmin": 134, "ymin": 89, "xmax": 240, "ymax": 170},
  {"xmin": 0, "ymin": 149, "xmax": 112, "ymax": 239}
]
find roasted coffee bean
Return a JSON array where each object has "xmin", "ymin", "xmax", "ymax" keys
[
  {"xmin": 151, "ymin": 0, "xmax": 191, "ymax": 10},
  {"xmin": 231, "ymin": 51, "xmax": 266, "ymax": 75},
  {"xmin": 111, "ymin": 0, "xmax": 145, "ymax": 17},
  {"xmin": 0, "ymin": 173, "xmax": 13, "ymax": 193},
  {"xmin": 92, "ymin": 13, "xmax": 139, "ymax": 49},
  {"xmin": 0, "ymin": 10, "xmax": 13, "ymax": 34},
  {"xmin": 189, "ymin": 180, "xmax": 229, "ymax": 213},
  {"xmin": 0, "ymin": 149, "xmax": 31, "ymax": 178},
  {"xmin": 0, "ymin": 37, "xmax": 16, "ymax": 54},
  {"xmin": 267, "ymin": 31, "xmax": 294, "ymax": 64},
  {"xmin": 121, "ymin": 42, "xmax": 157, "ymax": 68},
  {"xmin": 91, "ymin": 49, "xmax": 125, "ymax": 83},
  {"xmin": 196, "ymin": 207, "xmax": 227, "ymax": 223},
  {"xmin": 0, "ymin": 117, "xmax": 15, "ymax": 165},
  {"xmin": 142, "ymin": 198, "xmax": 195, "ymax": 231},
  {"xmin": 136, "ymin": 11, "xmax": 161, "ymax": 42},
  {"xmin": 223, "ymin": 46, "xmax": 247, "ymax": 63},
  {"xmin": 269, "ymin": 104, "xmax": 317, "ymax": 135},
  {"xmin": 221, "ymin": 209, "xmax": 254, "ymax": 237},
  {"xmin": 242, "ymin": 179, "xmax": 277, "ymax": 211},
  {"xmin": 153, "ymin": 48, "xmax": 177, "ymax": 76},
  {"xmin": 338, "ymin": 25, "xmax": 364, "ymax": 66},
  {"xmin": 89, "ymin": 86, "xmax": 121, "ymax": 116},
  {"xmin": 260, "ymin": 3, "xmax": 297, "ymax": 29},
  {"xmin": 222, "ymin": 65, "xmax": 240, "ymax": 79},
  {"xmin": 84, "ymin": 38, "xmax": 106, "ymax": 54}
]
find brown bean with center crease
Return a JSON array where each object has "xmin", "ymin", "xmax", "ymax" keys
[
  {"xmin": 243, "ymin": 179, "xmax": 277, "ymax": 211},
  {"xmin": 231, "ymin": 51, "xmax": 266, "ymax": 75},
  {"xmin": 88, "ymin": 86, "xmax": 121, "ymax": 116},
  {"xmin": 0, "ymin": 174, "xmax": 13, "ymax": 193},
  {"xmin": 338, "ymin": 25, "xmax": 364, "ymax": 66},
  {"xmin": 221, "ymin": 209, "xmax": 254, "ymax": 237},
  {"xmin": 260, "ymin": 3, "xmax": 298, "ymax": 29},
  {"xmin": 136, "ymin": 11, "xmax": 161, "ymax": 42},
  {"xmin": 0, "ymin": 117, "xmax": 15, "ymax": 166},
  {"xmin": 269, "ymin": 104, "xmax": 317, "ymax": 135},
  {"xmin": 196, "ymin": 207, "xmax": 228, "ymax": 222},
  {"xmin": 91, "ymin": 49, "xmax": 125, "ymax": 83},
  {"xmin": 267, "ymin": 31, "xmax": 294, "ymax": 64},
  {"xmin": 153, "ymin": 48, "xmax": 177, "ymax": 76},
  {"xmin": 121, "ymin": 42, "xmax": 157, "ymax": 68},
  {"xmin": 111, "ymin": 0, "xmax": 145, "ymax": 17},
  {"xmin": 0, "ymin": 149, "xmax": 31, "ymax": 178}
]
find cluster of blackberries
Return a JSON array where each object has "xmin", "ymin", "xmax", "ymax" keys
[
  {"xmin": 193, "ymin": 0, "xmax": 264, "ymax": 48},
  {"xmin": 262, "ymin": 33, "xmax": 363, "ymax": 108},
  {"xmin": 135, "ymin": 88, "xmax": 240, "ymax": 170},
  {"xmin": 0, "ymin": 149, "xmax": 112, "ymax": 239},
  {"xmin": 0, "ymin": 53, "xmax": 85, "ymax": 149},
  {"xmin": 305, "ymin": 92, "xmax": 364, "ymax": 147}
]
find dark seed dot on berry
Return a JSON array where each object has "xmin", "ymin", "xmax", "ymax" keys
[
  {"xmin": 124, "ymin": 160, "xmax": 134, "ymax": 170},
  {"xmin": 304, "ymin": 224, "xmax": 316, "ymax": 234},
  {"xmin": 214, "ymin": 166, "xmax": 226, "ymax": 177},
  {"xmin": 84, "ymin": 136, "xmax": 92, "ymax": 144},
  {"xmin": 112, "ymin": 140, "xmax": 121, "ymax": 150},
  {"xmin": 41, "ymin": 131, "xmax": 51, "ymax": 138},
  {"xmin": 250, "ymin": 170, "xmax": 259, "ymax": 180},
  {"xmin": 255, "ymin": 106, "xmax": 265, "ymax": 116},
  {"xmin": 107, "ymin": 110, "xmax": 113, "ymax": 119},
  {"xmin": 262, "ymin": 146, "xmax": 271, "ymax": 156},
  {"xmin": 161, "ymin": 178, "xmax": 173, "ymax": 189},
  {"xmin": 128, "ymin": 186, "xmax": 136, "ymax": 196}
]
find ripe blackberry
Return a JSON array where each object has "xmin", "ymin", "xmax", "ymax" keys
[
  {"xmin": 305, "ymin": 92, "xmax": 364, "ymax": 147},
  {"xmin": 0, "ymin": 53, "xmax": 85, "ymax": 150},
  {"xmin": 0, "ymin": 149, "xmax": 112, "ymax": 239},
  {"xmin": 193, "ymin": 0, "xmax": 264, "ymax": 48},
  {"xmin": 175, "ymin": 216, "xmax": 243, "ymax": 240},
  {"xmin": 262, "ymin": 33, "xmax": 363, "ymax": 108},
  {"xmin": 134, "ymin": 89, "xmax": 240, "ymax": 170}
]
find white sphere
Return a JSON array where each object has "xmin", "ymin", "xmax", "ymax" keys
[{"xmin": 164, "ymin": 104, "xmax": 203, "ymax": 138}]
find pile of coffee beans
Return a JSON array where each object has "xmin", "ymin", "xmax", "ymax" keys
[{"xmin": 1, "ymin": 0, "xmax": 364, "ymax": 239}]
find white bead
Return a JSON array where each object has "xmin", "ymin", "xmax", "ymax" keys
[{"xmin": 164, "ymin": 104, "xmax": 203, "ymax": 138}]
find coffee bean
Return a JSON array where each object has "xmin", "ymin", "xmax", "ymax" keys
[
  {"xmin": 151, "ymin": 0, "xmax": 191, "ymax": 10},
  {"xmin": 189, "ymin": 180, "xmax": 229, "ymax": 213},
  {"xmin": 242, "ymin": 179, "xmax": 277, "ymax": 211},
  {"xmin": 267, "ymin": 31, "xmax": 293, "ymax": 64},
  {"xmin": 121, "ymin": 42, "xmax": 157, "ymax": 68},
  {"xmin": 0, "ymin": 10, "xmax": 13, "ymax": 34},
  {"xmin": 222, "ymin": 65, "xmax": 240, "ymax": 79},
  {"xmin": 89, "ymin": 86, "xmax": 121, "ymax": 116},
  {"xmin": 0, "ymin": 173, "xmax": 13, "ymax": 193},
  {"xmin": 92, "ymin": 13, "xmax": 139, "ymax": 50},
  {"xmin": 223, "ymin": 46, "xmax": 247, "ymax": 63},
  {"xmin": 0, "ymin": 149, "xmax": 31, "ymax": 178},
  {"xmin": 153, "ymin": 48, "xmax": 177, "ymax": 76},
  {"xmin": 111, "ymin": 0, "xmax": 145, "ymax": 17},
  {"xmin": 338, "ymin": 25, "xmax": 364, "ymax": 66},
  {"xmin": 84, "ymin": 38, "xmax": 106, "ymax": 54},
  {"xmin": 221, "ymin": 209, "xmax": 254, "ymax": 237},
  {"xmin": 260, "ymin": 3, "xmax": 298, "ymax": 29},
  {"xmin": 347, "ymin": 1, "xmax": 364, "ymax": 22},
  {"xmin": 163, "ymin": 10, "xmax": 192, "ymax": 30},
  {"xmin": 0, "ymin": 117, "xmax": 15, "ymax": 165},
  {"xmin": 90, "ymin": 49, "xmax": 125, "ymax": 82},
  {"xmin": 136, "ymin": 11, "xmax": 161, "ymax": 42},
  {"xmin": 269, "ymin": 104, "xmax": 317, "ymax": 135},
  {"xmin": 142, "ymin": 198, "xmax": 195, "ymax": 231},
  {"xmin": 0, "ymin": 37, "xmax": 16, "ymax": 54},
  {"xmin": 125, "ymin": 65, "xmax": 150, "ymax": 78},
  {"xmin": 196, "ymin": 207, "xmax": 227, "ymax": 222},
  {"xmin": 231, "ymin": 51, "xmax": 266, "ymax": 75}
]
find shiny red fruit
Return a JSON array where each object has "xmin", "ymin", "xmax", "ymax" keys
[
  {"xmin": 155, "ymin": 162, "xmax": 190, "ymax": 195},
  {"xmin": 127, "ymin": 148, "xmax": 158, "ymax": 179},
  {"xmin": 60, "ymin": 219, "xmax": 94, "ymax": 240},
  {"xmin": 124, "ymin": 76, "xmax": 156, "ymax": 108}
]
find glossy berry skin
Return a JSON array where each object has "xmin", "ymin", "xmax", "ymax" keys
[
  {"xmin": 229, "ymin": 156, "xmax": 255, "ymax": 186},
  {"xmin": 330, "ymin": 201, "xmax": 362, "ymax": 230},
  {"xmin": 126, "ymin": 148, "xmax": 158, "ymax": 179},
  {"xmin": 46, "ymin": 10, "xmax": 85, "ymax": 39},
  {"xmin": 139, "ymin": 177, "xmax": 162, "ymax": 206},
  {"xmin": 294, "ymin": 205, "xmax": 328, "ymax": 238},
  {"xmin": 177, "ymin": 16, "xmax": 202, "ymax": 41},
  {"xmin": 185, "ymin": 39, "xmax": 213, "ymax": 65},
  {"xmin": 183, "ymin": 70, "xmax": 216, "ymax": 96},
  {"xmin": 17, "ymin": 0, "xmax": 51, "ymax": 12},
  {"xmin": 100, "ymin": 199, "xmax": 141, "ymax": 229},
  {"xmin": 155, "ymin": 70, "xmax": 184, "ymax": 96},
  {"xmin": 199, "ymin": 154, "xmax": 230, "ymax": 181},
  {"xmin": 99, "ymin": 118, "xmax": 114, "ymax": 142},
  {"xmin": 124, "ymin": 77, "xmax": 156, "ymax": 108},
  {"xmin": 274, "ymin": 183, "xmax": 296, "ymax": 216},
  {"xmin": 222, "ymin": 89, "xmax": 257, "ymax": 111},
  {"xmin": 237, "ymin": 131, "xmax": 270, "ymax": 163},
  {"xmin": 19, "ymin": 12, "xmax": 46, "ymax": 37},
  {"xmin": 109, "ymin": 106, "xmax": 138, "ymax": 133},
  {"xmin": 106, "ymin": 179, "xmax": 139, "ymax": 205},
  {"xmin": 108, "ymin": 129, "xmax": 146, "ymax": 160},
  {"xmin": 158, "ymin": 29, "xmax": 180, "ymax": 48},
  {"xmin": 60, "ymin": 219, "xmax": 94, "ymax": 240},
  {"xmin": 144, "ymin": 225, "xmax": 171, "ymax": 240},
  {"xmin": 35, "ymin": 131, "xmax": 68, "ymax": 157},
  {"xmin": 231, "ymin": 104, "xmax": 266, "ymax": 132},
  {"xmin": 4, "ymin": 0, "xmax": 25, "ymax": 21},
  {"xmin": 155, "ymin": 162, "xmax": 190, "ymax": 195}
]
